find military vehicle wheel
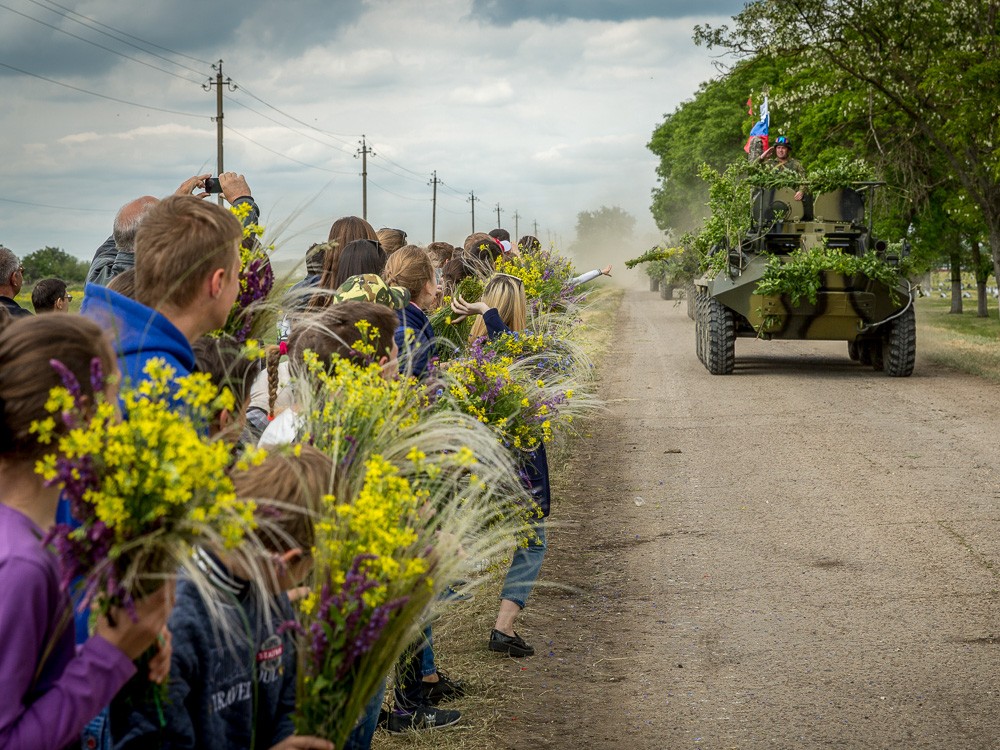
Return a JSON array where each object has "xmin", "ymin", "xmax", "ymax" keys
[
  {"xmin": 697, "ymin": 290, "xmax": 711, "ymax": 365},
  {"xmin": 884, "ymin": 305, "xmax": 916, "ymax": 377},
  {"xmin": 660, "ymin": 282, "xmax": 674, "ymax": 300},
  {"xmin": 848, "ymin": 340, "xmax": 860, "ymax": 361},
  {"xmin": 705, "ymin": 296, "xmax": 735, "ymax": 375},
  {"xmin": 695, "ymin": 290, "xmax": 705, "ymax": 364},
  {"xmin": 649, "ymin": 277, "xmax": 660, "ymax": 292},
  {"xmin": 686, "ymin": 284, "xmax": 696, "ymax": 320}
]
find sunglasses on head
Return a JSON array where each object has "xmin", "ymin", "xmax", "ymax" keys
[{"xmin": 492, "ymin": 272, "xmax": 524, "ymax": 286}]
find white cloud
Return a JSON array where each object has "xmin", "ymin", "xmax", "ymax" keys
[
  {"xmin": 58, "ymin": 123, "xmax": 208, "ymax": 144},
  {"xmin": 0, "ymin": 0, "xmax": 741, "ymax": 259},
  {"xmin": 448, "ymin": 80, "xmax": 515, "ymax": 105}
]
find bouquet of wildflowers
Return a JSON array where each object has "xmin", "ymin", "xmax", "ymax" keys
[
  {"xmin": 495, "ymin": 245, "xmax": 582, "ymax": 314},
  {"xmin": 289, "ymin": 454, "xmax": 435, "ymax": 746},
  {"xmin": 438, "ymin": 340, "xmax": 554, "ymax": 452},
  {"xmin": 32, "ymin": 357, "xmax": 260, "ymax": 616},
  {"xmin": 218, "ymin": 202, "xmax": 275, "ymax": 343},
  {"xmin": 257, "ymin": 301, "xmax": 588, "ymax": 745},
  {"xmin": 287, "ymin": 319, "xmax": 526, "ymax": 508},
  {"xmin": 284, "ymin": 329, "xmax": 532, "ymax": 743},
  {"xmin": 427, "ymin": 275, "xmax": 484, "ymax": 360}
]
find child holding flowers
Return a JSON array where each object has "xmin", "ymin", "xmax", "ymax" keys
[
  {"xmin": 116, "ymin": 447, "xmax": 335, "ymax": 750},
  {"xmin": 382, "ymin": 244, "xmax": 439, "ymax": 379},
  {"xmin": 451, "ymin": 274, "xmax": 552, "ymax": 658},
  {"xmin": 0, "ymin": 315, "xmax": 172, "ymax": 750},
  {"xmin": 258, "ymin": 301, "xmax": 400, "ymax": 447}
]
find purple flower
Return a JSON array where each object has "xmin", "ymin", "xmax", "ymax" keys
[
  {"xmin": 49, "ymin": 359, "xmax": 82, "ymax": 401},
  {"xmin": 278, "ymin": 619, "xmax": 305, "ymax": 637},
  {"xmin": 89, "ymin": 356, "xmax": 106, "ymax": 396}
]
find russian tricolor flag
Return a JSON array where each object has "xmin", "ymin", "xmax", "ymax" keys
[{"xmin": 744, "ymin": 94, "xmax": 769, "ymax": 153}]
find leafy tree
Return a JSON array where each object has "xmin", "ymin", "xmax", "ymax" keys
[
  {"xmin": 694, "ymin": 0, "xmax": 1000, "ymax": 312},
  {"xmin": 648, "ymin": 56, "xmax": 785, "ymax": 237},
  {"xmin": 572, "ymin": 206, "xmax": 636, "ymax": 250},
  {"xmin": 21, "ymin": 246, "xmax": 90, "ymax": 284}
]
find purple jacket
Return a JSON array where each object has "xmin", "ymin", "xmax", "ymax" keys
[{"xmin": 0, "ymin": 503, "xmax": 135, "ymax": 749}]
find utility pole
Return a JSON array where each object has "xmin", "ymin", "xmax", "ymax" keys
[
  {"xmin": 533, "ymin": 220, "xmax": 539, "ymax": 236},
  {"xmin": 203, "ymin": 60, "xmax": 236, "ymax": 206},
  {"xmin": 356, "ymin": 136, "xmax": 375, "ymax": 220},
  {"xmin": 429, "ymin": 171, "xmax": 441, "ymax": 242},
  {"xmin": 468, "ymin": 190, "xmax": 480, "ymax": 233},
  {"xmin": 512, "ymin": 210, "xmax": 520, "ymax": 240},
  {"xmin": 495, "ymin": 202, "xmax": 503, "ymax": 229}
]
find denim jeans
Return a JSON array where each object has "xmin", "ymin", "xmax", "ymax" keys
[
  {"xmin": 419, "ymin": 625, "xmax": 436, "ymax": 677},
  {"xmin": 499, "ymin": 519, "xmax": 547, "ymax": 609},
  {"xmin": 343, "ymin": 679, "xmax": 386, "ymax": 750},
  {"xmin": 81, "ymin": 707, "xmax": 111, "ymax": 750}
]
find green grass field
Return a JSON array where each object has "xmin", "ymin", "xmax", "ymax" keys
[{"xmin": 915, "ymin": 296, "xmax": 1000, "ymax": 381}]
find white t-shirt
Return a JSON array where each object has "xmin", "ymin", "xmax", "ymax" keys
[{"xmin": 258, "ymin": 409, "xmax": 303, "ymax": 447}]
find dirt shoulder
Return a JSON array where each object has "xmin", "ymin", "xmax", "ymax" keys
[{"xmin": 498, "ymin": 283, "xmax": 1000, "ymax": 749}]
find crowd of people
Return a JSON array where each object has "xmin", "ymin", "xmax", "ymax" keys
[{"xmin": 0, "ymin": 171, "xmax": 613, "ymax": 749}]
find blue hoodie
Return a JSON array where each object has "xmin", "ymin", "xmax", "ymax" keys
[
  {"xmin": 395, "ymin": 302, "xmax": 436, "ymax": 379},
  {"xmin": 81, "ymin": 283, "xmax": 194, "ymax": 385},
  {"xmin": 69, "ymin": 285, "xmax": 195, "ymax": 647}
]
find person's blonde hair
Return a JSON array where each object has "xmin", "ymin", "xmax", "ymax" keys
[
  {"xmin": 229, "ymin": 445, "xmax": 333, "ymax": 553},
  {"xmin": 469, "ymin": 274, "xmax": 527, "ymax": 340},
  {"xmin": 383, "ymin": 245, "xmax": 434, "ymax": 303},
  {"xmin": 134, "ymin": 196, "xmax": 242, "ymax": 310},
  {"xmin": 376, "ymin": 228, "xmax": 407, "ymax": 256}
]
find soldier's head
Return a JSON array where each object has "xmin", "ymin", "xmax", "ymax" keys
[{"xmin": 774, "ymin": 136, "xmax": 792, "ymax": 155}]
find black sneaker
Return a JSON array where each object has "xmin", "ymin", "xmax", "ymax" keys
[
  {"xmin": 385, "ymin": 705, "xmax": 461, "ymax": 733},
  {"xmin": 420, "ymin": 671, "xmax": 467, "ymax": 705},
  {"xmin": 488, "ymin": 628, "xmax": 535, "ymax": 657}
]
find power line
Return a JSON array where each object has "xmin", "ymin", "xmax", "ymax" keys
[
  {"xmin": 367, "ymin": 178, "xmax": 429, "ymax": 202},
  {"xmin": 365, "ymin": 142, "xmax": 428, "ymax": 180},
  {"xmin": 230, "ymin": 81, "xmax": 360, "ymax": 147},
  {"xmin": 0, "ymin": 60, "xmax": 206, "ymax": 118},
  {"xmin": 32, "ymin": 0, "xmax": 211, "ymax": 67},
  {"xmin": 439, "ymin": 181, "xmax": 469, "ymax": 197},
  {"xmin": 0, "ymin": 195, "xmax": 112, "ymax": 212},
  {"xmin": 368, "ymin": 159, "xmax": 429, "ymax": 185},
  {"xmin": 225, "ymin": 93, "xmax": 355, "ymax": 154},
  {"xmin": 224, "ymin": 126, "xmax": 357, "ymax": 174},
  {"xmin": 0, "ymin": 2, "xmax": 203, "ymax": 85},
  {"xmin": 25, "ymin": 0, "xmax": 207, "ymax": 77}
]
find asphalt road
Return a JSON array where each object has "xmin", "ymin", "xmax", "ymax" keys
[{"xmin": 501, "ymin": 284, "xmax": 1000, "ymax": 749}]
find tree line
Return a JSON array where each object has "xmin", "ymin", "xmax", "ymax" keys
[
  {"xmin": 648, "ymin": 0, "xmax": 1000, "ymax": 318},
  {"xmin": 5, "ymin": 246, "xmax": 91, "ymax": 285}
]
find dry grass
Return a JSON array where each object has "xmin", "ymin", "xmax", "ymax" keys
[{"xmin": 373, "ymin": 287, "xmax": 624, "ymax": 749}]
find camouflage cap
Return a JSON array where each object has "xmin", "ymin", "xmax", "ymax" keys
[{"xmin": 332, "ymin": 273, "xmax": 410, "ymax": 310}]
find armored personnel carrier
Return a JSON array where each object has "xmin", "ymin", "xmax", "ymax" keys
[{"xmin": 694, "ymin": 183, "xmax": 915, "ymax": 376}]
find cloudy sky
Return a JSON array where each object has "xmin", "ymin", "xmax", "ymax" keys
[{"xmin": 0, "ymin": 0, "xmax": 747, "ymax": 265}]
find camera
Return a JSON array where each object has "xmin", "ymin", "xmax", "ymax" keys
[{"xmin": 203, "ymin": 177, "xmax": 223, "ymax": 194}]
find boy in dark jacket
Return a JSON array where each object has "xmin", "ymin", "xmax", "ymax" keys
[{"xmin": 114, "ymin": 448, "xmax": 335, "ymax": 750}]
